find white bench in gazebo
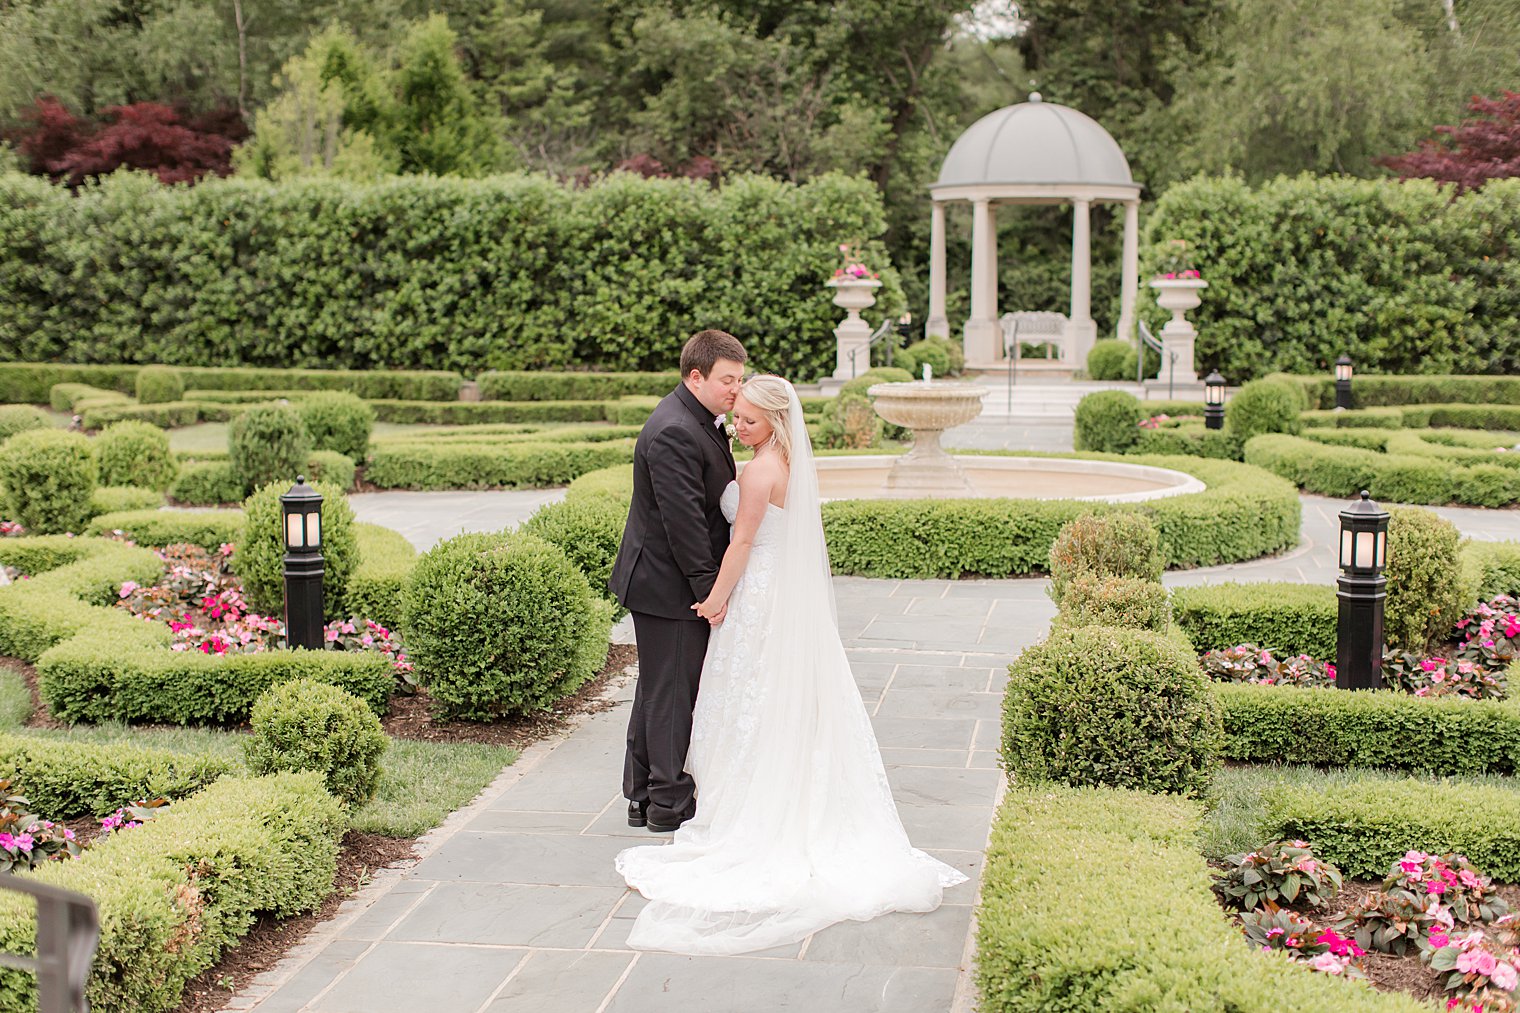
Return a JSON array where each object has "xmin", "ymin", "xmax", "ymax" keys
[{"xmin": 999, "ymin": 311, "xmax": 1069, "ymax": 362}]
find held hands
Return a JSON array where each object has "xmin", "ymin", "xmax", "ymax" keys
[{"xmin": 693, "ymin": 596, "xmax": 728, "ymax": 625}]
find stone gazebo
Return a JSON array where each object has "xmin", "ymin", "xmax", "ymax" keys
[{"xmin": 926, "ymin": 94, "xmax": 1142, "ymax": 371}]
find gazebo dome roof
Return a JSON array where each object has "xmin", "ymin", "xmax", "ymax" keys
[{"xmin": 933, "ymin": 95, "xmax": 1135, "ymax": 191}]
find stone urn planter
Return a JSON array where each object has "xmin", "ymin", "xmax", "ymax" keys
[
  {"xmin": 1148, "ymin": 276, "xmax": 1208, "ymax": 385},
  {"xmin": 867, "ymin": 380, "xmax": 987, "ymax": 496},
  {"xmin": 827, "ymin": 278, "xmax": 882, "ymax": 379}
]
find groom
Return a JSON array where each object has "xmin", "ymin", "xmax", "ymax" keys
[{"xmin": 609, "ymin": 329, "xmax": 748, "ymax": 833}]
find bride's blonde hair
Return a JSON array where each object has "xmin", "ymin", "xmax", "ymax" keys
[{"xmin": 739, "ymin": 374, "xmax": 794, "ymax": 462}]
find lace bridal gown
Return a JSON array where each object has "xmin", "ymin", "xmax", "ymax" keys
[{"xmin": 615, "ymin": 388, "xmax": 966, "ymax": 956}]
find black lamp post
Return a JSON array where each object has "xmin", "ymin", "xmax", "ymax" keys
[
  {"xmin": 1203, "ymin": 370, "xmax": 1226, "ymax": 430},
  {"xmin": 1335, "ymin": 490, "xmax": 1389, "ymax": 690},
  {"xmin": 1334, "ymin": 354, "xmax": 1354, "ymax": 410},
  {"xmin": 281, "ymin": 476, "xmax": 325, "ymax": 650},
  {"xmin": 889, "ymin": 312, "xmax": 913, "ymax": 367}
]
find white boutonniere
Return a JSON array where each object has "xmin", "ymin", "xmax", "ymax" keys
[{"xmin": 724, "ymin": 421, "xmax": 737, "ymax": 442}]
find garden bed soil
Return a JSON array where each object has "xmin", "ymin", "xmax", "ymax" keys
[
  {"xmin": 1, "ymin": 644, "xmax": 638, "ymax": 1012},
  {"xmin": 1216, "ymin": 867, "xmax": 1520, "ymax": 1005}
]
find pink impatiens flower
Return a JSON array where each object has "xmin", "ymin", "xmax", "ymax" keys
[
  {"xmin": 118, "ymin": 581, "xmax": 138, "ymax": 598},
  {"xmin": 1493, "ymin": 960, "xmax": 1519, "ymax": 991}
]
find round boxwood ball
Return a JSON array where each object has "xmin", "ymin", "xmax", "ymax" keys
[
  {"xmin": 0, "ymin": 429, "xmax": 97, "ymax": 534},
  {"xmin": 1225, "ymin": 377, "xmax": 1308, "ymax": 440},
  {"xmin": 520, "ymin": 495, "xmax": 630, "ymax": 613},
  {"xmin": 234, "ymin": 479, "xmax": 357, "ymax": 618},
  {"xmin": 244, "ymin": 678, "xmax": 388, "ymax": 807},
  {"xmin": 96, "ymin": 419, "xmax": 179, "ymax": 491},
  {"xmin": 1002, "ymin": 625, "xmax": 1222, "ymax": 797},
  {"xmin": 298, "ymin": 391, "xmax": 375, "ymax": 461},
  {"xmin": 229, "ymin": 403, "xmax": 312, "ymax": 497},
  {"xmin": 1074, "ymin": 390, "xmax": 1144, "ymax": 452},
  {"xmin": 403, "ymin": 531, "xmax": 613, "ymax": 721}
]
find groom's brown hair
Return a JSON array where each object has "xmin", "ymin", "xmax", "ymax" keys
[{"xmin": 680, "ymin": 329, "xmax": 747, "ymax": 379}]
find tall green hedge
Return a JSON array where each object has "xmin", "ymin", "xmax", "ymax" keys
[
  {"xmin": 0, "ymin": 171, "xmax": 900, "ymax": 378},
  {"xmin": 1145, "ymin": 174, "xmax": 1520, "ymax": 380}
]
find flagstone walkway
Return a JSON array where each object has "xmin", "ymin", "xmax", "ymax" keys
[{"xmin": 231, "ymin": 479, "xmax": 1520, "ymax": 1012}]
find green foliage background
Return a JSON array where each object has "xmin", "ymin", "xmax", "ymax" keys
[{"xmin": 0, "ymin": 170, "xmax": 898, "ymax": 379}]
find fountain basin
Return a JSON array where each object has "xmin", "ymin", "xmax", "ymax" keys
[
  {"xmin": 867, "ymin": 380, "xmax": 987, "ymax": 432},
  {"xmin": 810, "ymin": 455, "xmax": 1206, "ymax": 502}
]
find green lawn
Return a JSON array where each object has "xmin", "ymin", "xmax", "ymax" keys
[
  {"xmin": 1201, "ymin": 762, "xmax": 1520, "ymax": 860},
  {"xmin": 0, "ymin": 667, "xmax": 516, "ymax": 838}
]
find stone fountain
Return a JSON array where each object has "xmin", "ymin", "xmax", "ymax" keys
[{"xmin": 866, "ymin": 380, "xmax": 988, "ymax": 496}]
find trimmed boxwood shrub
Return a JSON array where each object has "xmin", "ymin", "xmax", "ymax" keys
[
  {"xmin": 306, "ymin": 449, "xmax": 356, "ymax": 490},
  {"xmin": 1451, "ymin": 464, "xmax": 1520, "ymax": 508},
  {"xmin": 0, "ymin": 733, "xmax": 233, "ymax": 817},
  {"xmin": 228, "ymin": 403, "xmax": 311, "ymax": 497},
  {"xmin": 1384, "ymin": 506, "xmax": 1473, "ymax": 653},
  {"xmin": 0, "ymin": 771, "xmax": 345, "ymax": 1013},
  {"xmin": 1085, "ymin": 339, "xmax": 1131, "ymax": 380},
  {"xmin": 0, "ymin": 428, "xmax": 97, "ymax": 533},
  {"xmin": 49, "ymin": 382, "xmax": 129, "ymax": 412},
  {"xmin": 1172, "ymin": 582, "xmax": 1336, "ymax": 658},
  {"xmin": 236, "ymin": 480, "xmax": 356, "ymax": 618},
  {"xmin": 1054, "ymin": 574, "xmax": 1169, "ymax": 632},
  {"xmin": 403, "ymin": 531, "xmax": 613, "ymax": 721},
  {"xmin": 1130, "ymin": 424, "xmax": 1243, "ymax": 460},
  {"xmin": 974, "ymin": 785, "xmax": 1422, "ymax": 1013},
  {"xmin": 167, "ymin": 460, "xmax": 244, "ymax": 505},
  {"xmin": 347, "ymin": 522, "xmax": 418, "ymax": 633},
  {"xmin": 364, "ymin": 439, "xmax": 635, "ymax": 491},
  {"xmin": 520, "ymin": 494, "xmax": 630, "ymax": 612},
  {"xmin": 84, "ymin": 509, "xmax": 241, "ymax": 552},
  {"xmin": 1073, "ymin": 390, "xmax": 1143, "ymax": 452},
  {"xmin": 1224, "ymin": 376, "xmax": 1307, "ymax": 440},
  {"xmin": 1246, "ymin": 433, "xmax": 1517, "ymax": 506},
  {"xmin": 1464, "ymin": 540, "xmax": 1520, "ymax": 600},
  {"xmin": 1002, "ymin": 626, "xmax": 1222, "ymax": 797},
  {"xmin": 95, "ymin": 420, "xmax": 178, "ymax": 490},
  {"xmin": 368, "ymin": 398, "xmax": 610, "ymax": 425},
  {"xmin": 0, "ymin": 365, "xmax": 138, "ymax": 405},
  {"xmin": 133, "ymin": 365, "xmax": 184, "ymax": 404},
  {"xmin": 900, "ymin": 336, "xmax": 964, "ymax": 377},
  {"xmin": 0, "ymin": 405, "xmax": 50, "ymax": 442},
  {"xmin": 297, "ymin": 390, "xmax": 374, "ymax": 460},
  {"xmin": 605, "ymin": 395, "xmax": 660, "ymax": 426},
  {"xmin": 1266, "ymin": 779, "xmax": 1520, "ymax": 881},
  {"xmin": 1047, "ymin": 512, "xmax": 1163, "ymax": 605},
  {"xmin": 80, "ymin": 399, "xmax": 211, "ymax": 430},
  {"xmin": 245, "ymin": 679, "xmax": 387, "ymax": 807},
  {"xmin": 1215, "ymin": 683, "xmax": 1520, "ymax": 774},
  {"xmin": 88, "ymin": 485, "xmax": 162, "ymax": 515},
  {"xmin": 477, "ymin": 370, "xmax": 680, "ymax": 401}
]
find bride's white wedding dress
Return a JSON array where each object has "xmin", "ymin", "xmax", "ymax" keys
[{"xmin": 615, "ymin": 388, "xmax": 966, "ymax": 956}]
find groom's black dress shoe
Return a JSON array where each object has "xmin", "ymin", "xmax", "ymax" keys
[
  {"xmin": 627, "ymin": 800, "xmax": 648, "ymax": 828},
  {"xmin": 646, "ymin": 814, "xmax": 689, "ymax": 834}
]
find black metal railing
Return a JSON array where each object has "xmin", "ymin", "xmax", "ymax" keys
[
  {"xmin": 1138, "ymin": 320, "xmax": 1178, "ymax": 397},
  {"xmin": 0, "ymin": 877, "xmax": 99, "ymax": 1013},
  {"xmin": 846, "ymin": 317, "xmax": 899, "ymax": 379}
]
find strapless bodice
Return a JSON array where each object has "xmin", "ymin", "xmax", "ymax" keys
[{"xmin": 720, "ymin": 481, "xmax": 784, "ymax": 546}]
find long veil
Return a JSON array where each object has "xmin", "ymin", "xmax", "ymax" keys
[{"xmin": 615, "ymin": 379, "xmax": 966, "ymax": 955}]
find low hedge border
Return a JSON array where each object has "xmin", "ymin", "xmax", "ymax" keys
[
  {"xmin": 168, "ymin": 450, "xmax": 356, "ymax": 505},
  {"xmin": 369, "ymin": 399, "xmax": 609, "ymax": 425},
  {"xmin": 0, "ymin": 534, "xmax": 394, "ymax": 723},
  {"xmin": 1172, "ymin": 582, "xmax": 1336, "ymax": 658},
  {"xmin": 477, "ymin": 370, "xmax": 679, "ymax": 401},
  {"xmin": 1215, "ymin": 682, "xmax": 1520, "ymax": 775},
  {"xmin": 0, "ymin": 770, "xmax": 345, "ymax": 1013},
  {"xmin": 346, "ymin": 523, "xmax": 418, "ymax": 632},
  {"xmin": 1266, "ymin": 778, "xmax": 1520, "ymax": 881},
  {"xmin": 975, "ymin": 784, "xmax": 1421, "ymax": 1012},
  {"xmin": 0, "ymin": 731, "xmax": 234, "ymax": 817},
  {"xmin": 1467, "ymin": 541, "xmax": 1520, "ymax": 600},
  {"xmin": 364, "ymin": 439, "xmax": 636, "ymax": 491},
  {"xmin": 84, "ymin": 508, "xmax": 242, "ymax": 550},
  {"xmin": 1285, "ymin": 374, "xmax": 1520, "ymax": 410},
  {"xmin": 570, "ymin": 454, "xmax": 1300, "ymax": 578},
  {"xmin": 1245, "ymin": 433, "xmax": 1520, "ymax": 506}
]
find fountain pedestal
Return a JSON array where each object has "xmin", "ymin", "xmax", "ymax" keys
[{"xmin": 866, "ymin": 381, "xmax": 988, "ymax": 497}]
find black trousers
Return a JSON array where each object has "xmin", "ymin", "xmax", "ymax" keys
[{"xmin": 624, "ymin": 611, "xmax": 709, "ymax": 824}]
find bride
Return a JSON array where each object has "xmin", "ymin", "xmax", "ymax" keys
[{"xmin": 615, "ymin": 374, "xmax": 966, "ymax": 955}]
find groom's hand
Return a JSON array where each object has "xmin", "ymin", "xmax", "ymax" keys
[{"xmin": 692, "ymin": 598, "xmax": 727, "ymax": 625}]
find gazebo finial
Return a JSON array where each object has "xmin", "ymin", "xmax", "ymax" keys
[{"xmin": 1028, "ymin": 91, "xmax": 1042, "ymax": 103}]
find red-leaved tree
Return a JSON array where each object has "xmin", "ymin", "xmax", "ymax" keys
[
  {"xmin": 1379, "ymin": 91, "xmax": 1520, "ymax": 192},
  {"xmin": 8, "ymin": 97, "xmax": 247, "ymax": 187}
]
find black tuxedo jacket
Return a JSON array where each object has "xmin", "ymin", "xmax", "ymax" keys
[{"xmin": 608, "ymin": 384, "xmax": 735, "ymax": 620}]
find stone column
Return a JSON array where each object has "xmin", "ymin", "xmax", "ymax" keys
[
  {"xmin": 1063, "ymin": 198, "xmax": 1098, "ymax": 367},
  {"xmin": 963, "ymin": 198, "xmax": 998, "ymax": 363},
  {"xmin": 927, "ymin": 201, "xmax": 949, "ymax": 339},
  {"xmin": 1117, "ymin": 200, "xmax": 1139, "ymax": 345}
]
